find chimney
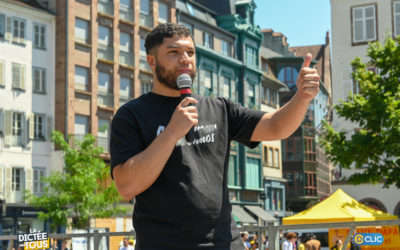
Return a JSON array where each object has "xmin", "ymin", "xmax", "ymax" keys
[{"xmin": 325, "ymin": 31, "xmax": 330, "ymax": 45}]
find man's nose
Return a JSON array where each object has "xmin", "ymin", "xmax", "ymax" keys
[{"xmin": 179, "ymin": 52, "xmax": 190, "ymax": 63}]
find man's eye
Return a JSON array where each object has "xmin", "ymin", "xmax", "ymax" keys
[
  {"xmin": 168, "ymin": 50, "xmax": 178, "ymax": 54},
  {"xmin": 187, "ymin": 51, "xmax": 194, "ymax": 56}
]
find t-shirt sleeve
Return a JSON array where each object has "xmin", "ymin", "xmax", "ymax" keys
[
  {"xmin": 224, "ymin": 98, "xmax": 266, "ymax": 148},
  {"xmin": 110, "ymin": 107, "xmax": 145, "ymax": 178}
]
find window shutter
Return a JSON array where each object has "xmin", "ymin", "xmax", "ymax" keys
[
  {"xmin": 4, "ymin": 110, "xmax": 12, "ymax": 146},
  {"xmin": 29, "ymin": 114, "xmax": 34, "ymax": 140},
  {"xmin": 20, "ymin": 21, "xmax": 25, "ymax": 44},
  {"xmin": 0, "ymin": 61, "xmax": 4, "ymax": 86},
  {"xmin": 5, "ymin": 166, "xmax": 12, "ymax": 202},
  {"xmin": 5, "ymin": 17, "xmax": 11, "ymax": 41},
  {"xmin": 22, "ymin": 114, "xmax": 27, "ymax": 146},
  {"xmin": 47, "ymin": 116, "xmax": 52, "ymax": 140},
  {"xmin": 243, "ymin": 81, "xmax": 249, "ymax": 106},
  {"xmin": 231, "ymin": 78, "xmax": 236, "ymax": 102},
  {"xmin": 26, "ymin": 168, "xmax": 33, "ymax": 192},
  {"xmin": 0, "ymin": 109, "xmax": 4, "ymax": 134},
  {"xmin": 21, "ymin": 65, "xmax": 25, "ymax": 90},
  {"xmin": 255, "ymin": 84, "xmax": 260, "ymax": 108},
  {"xmin": 212, "ymin": 72, "xmax": 218, "ymax": 97}
]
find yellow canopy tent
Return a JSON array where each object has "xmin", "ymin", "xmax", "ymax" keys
[{"xmin": 283, "ymin": 188, "xmax": 398, "ymax": 225}]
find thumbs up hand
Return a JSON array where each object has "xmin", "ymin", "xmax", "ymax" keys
[{"xmin": 296, "ymin": 53, "xmax": 320, "ymax": 102}]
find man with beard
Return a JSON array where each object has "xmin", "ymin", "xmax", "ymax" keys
[{"xmin": 110, "ymin": 23, "xmax": 320, "ymax": 249}]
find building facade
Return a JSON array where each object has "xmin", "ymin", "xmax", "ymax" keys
[
  {"xmin": 0, "ymin": 0, "xmax": 57, "ymax": 238},
  {"xmin": 330, "ymin": 0, "xmax": 400, "ymax": 216}
]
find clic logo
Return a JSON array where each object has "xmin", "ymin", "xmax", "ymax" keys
[{"xmin": 353, "ymin": 233, "xmax": 384, "ymax": 246}]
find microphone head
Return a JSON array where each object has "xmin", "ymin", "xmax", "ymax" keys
[{"xmin": 177, "ymin": 74, "xmax": 192, "ymax": 89}]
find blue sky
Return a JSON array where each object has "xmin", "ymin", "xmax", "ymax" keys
[{"xmin": 254, "ymin": 0, "xmax": 331, "ymax": 47}]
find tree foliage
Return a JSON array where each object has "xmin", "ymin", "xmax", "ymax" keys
[
  {"xmin": 322, "ymin": 36, "xmax": 400, "ymax": 188},
  {"xmin": 26, "ymin": 131, "xmax": 126, "ymax": 230}
]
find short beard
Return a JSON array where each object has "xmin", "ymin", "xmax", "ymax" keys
[{"xmin": 155, "ymin": 60, "xmax": 196, "ymax": 90}]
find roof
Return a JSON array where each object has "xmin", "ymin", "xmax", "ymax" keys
[
  {"xmin": 282, "ymin": 189, "xmax": 398, "ymax": 225},
  {"xmin": 232, "ymin": 205, "xmax": 257, "ymax": 224},
  {"xmin": 5, "ymin": 0, "xmax": 50, "ymax": 12}
]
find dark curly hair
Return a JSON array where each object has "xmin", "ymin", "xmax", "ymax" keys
[{"xmin": 144, "ymin": 23, "xmax": 192, "ymax": 55}]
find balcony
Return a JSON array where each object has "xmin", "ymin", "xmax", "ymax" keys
[
  {"xmin": 119, "ymin": 8, "xmax": 134, "ymax": 23},
  {"xmin": 98, "ymin": 1, "xmax": 114, "ymax": 16},
  {"xmin": 98, "ymin": 45, "xmax": 114, "ymax": 62},
  {"xmin": 139, "ymin": 55, "xmax": 151, "ymax": 72},
  {"xmin": 98, "ymin": 91, "xmax": 114, "ymax": 108},
  {"xmin": 119, "ymin": 51, "xmax": 134, "ymax": 67},
  {"xmin": 11, "ymin": 135, "xmax": 22, "ymax": 146},
  {"xmin": 140, "ymin": 13, "xmax": 153, "ymax": 28}
]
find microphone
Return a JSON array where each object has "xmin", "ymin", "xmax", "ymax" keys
[{"xmin": 177, "ymin": 74, "xmax": 196, "ymax": 142}]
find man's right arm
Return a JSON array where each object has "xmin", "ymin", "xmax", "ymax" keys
[{"xmin": 112, "ymin": 97, "xmax": 198, "ymax": 200}]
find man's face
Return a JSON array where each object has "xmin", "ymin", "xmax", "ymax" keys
[
  {"xmin": 123, "ymin": 238, "xmax": 129, "ymax": 246},
  {"xmin": 149, "ymin": 34, "xmax": 196, "ymax": 90}
]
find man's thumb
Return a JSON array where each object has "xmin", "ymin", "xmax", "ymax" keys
[{"xmin": 302, "ymin": 53, "xmax": 312, "ymax": 68}]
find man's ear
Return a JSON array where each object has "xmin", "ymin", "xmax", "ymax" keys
[{"xmin": 147, "ymin": 53, "xmax": 156, "ymax": 71}]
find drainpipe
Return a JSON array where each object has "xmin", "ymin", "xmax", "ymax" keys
[{"xmin": 65, "ymin": 0, "xmax": 69, "ymax": 137}]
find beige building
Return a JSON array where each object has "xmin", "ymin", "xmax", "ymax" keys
[{"xmin": 330, "ymin": 0, "xmax": 400, "ymax": 216}]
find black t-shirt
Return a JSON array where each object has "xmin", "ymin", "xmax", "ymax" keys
[{"xmin": 110, "ymin": 92, "xmax": 265, "ymax": 250}]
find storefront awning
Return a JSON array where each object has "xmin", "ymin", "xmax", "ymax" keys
[
  {"xmin": 244, "ymin": 205, "xmax": 277, "ymax": 222},
  {"xmin": 232, "ymin": 205, "xmax": 257, "ymax": 224}
]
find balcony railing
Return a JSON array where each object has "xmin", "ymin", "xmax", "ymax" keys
[
  {"xmin": 119, "ymin": 8, "xmax": 134, "ymax": 22},
  {"xmin": 140, "ymin": 13, "xmax": 153, "ymax": 28},
  {"xmin": 139, "ymin": 55, "xmax": 151, "ymax": 72},
  {"xmin": 119, "ymin": 51, "xmax": 134, "ymax": 67},
  {"xmin": 98, "ymin": 91, "xmax": 114, "ymax": 108},
  {"xmin": 11, "ymin": 135, "xmax": 22, "ymax": 146},
  {"xmin": 98, "ymin": 45, "xmax": 114, "ymax": 62},
  {"xmin": 98, "ymin": 1, "xmax": 114, "ymax": 16}
]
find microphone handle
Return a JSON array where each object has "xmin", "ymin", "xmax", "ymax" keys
[{"xmin": 180, "ymin": 91, "xmax": 196, "ymax": 142}]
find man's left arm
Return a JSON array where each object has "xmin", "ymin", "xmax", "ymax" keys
[{"xmin": 251, "ymin": 53, "xmax": 320, "ymax": 142}]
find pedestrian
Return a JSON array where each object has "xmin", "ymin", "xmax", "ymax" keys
[
  {"xmin": 110, "ymin": 22, "xmax": 320, "ymax": 249},
  {"xmin": 282, "ymin": 232, "xmax": 297, "ymax": 250},
  {"xmin": 298, "ymin": 234, "xmax": 310, "ymax": 250},
  {"xmin": 331, "ymin": 239, "xmax": 342, "ymax": 250},
  {"xmin": 119, "ymin": 237, "xmax": 134, "ymax": 250},
  {"xmin": 308, "ymin": 234, "xmax": 321, "ymax": 250},
  {"xmin": 241, "ymin": 232, "xmax": 250, "ymax": 250}
]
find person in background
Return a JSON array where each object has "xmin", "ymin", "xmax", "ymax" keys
[
  {"xmin": 282, "ymin": 232, "xmax": 297, "ymax": 250},
  {"xmin": 308, "ymin": 234, "xmax": 321, "ymax": 250},
  {"xmin": 119, "ymin": 237, "xmax": 134, "ymax": 250},
  {"xmin": 331, "ymin": 239, "xmax": 342, "ymax": 250},
  {"xmin": 241, "ymin": 232, "xmax": 250, "ymax": 250}
]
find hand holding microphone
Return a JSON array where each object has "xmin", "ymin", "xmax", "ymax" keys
[{"xmin": 177, "ymin": 74, "xmax": 197, "ymax": 142}]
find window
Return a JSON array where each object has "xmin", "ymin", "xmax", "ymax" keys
[
  {"xmin": 120, "ymin": 32, "xmax": 133, "ymax": 66},
  {"xmin": 352, "ymin": 5, "xmax": 376, "ymax": 43},
  {"xmin": 0, "ymin": 60, "xmax": 4, "ymax": 87},
  {"xmin": 0, "ymin": 14, "xmax": 5, "ymax": 38},
  {"xmin": 12, "ymin": 167, "xmax": 23, "ymax": 191},
  {"xmin": 140, "ymin": 79, "xmax": 152, "ymax": 94},
  {"xmin": 34, "ymin": 114, "xmax": 45, "ymax": 140},
  {"xmin": 204, "ymin": 70, "xmax": 212, "ymax": 95},
  {"xmin": 12, "ymin": 18, "xmax": 26, "ymax": 44},
  {"xmin": 222, "ymin": 76, "xmax": 230, "ymax": 98},
  {"xmin": 245, "ymin": 45, "xmax": 257, "ymax": 67},
  {"xmin": 305, "ymin": 172, "xmax": 317, "ymax": 196},
  {"xmin": 74, "ymin": 115, "xmax": 89, "ymax": 135},
  {"xmin": 75, "ymin": 66, "xmax": 89, "ymax": 91},
  {"xmin": 12, "ymin": 112, "xmax": 24, "ymax": 146},
  {"xmin": 119, "ymin": 0, "xmax": 134, "ymax": 22},
  {"xmin": 140, "ymin": 37, "xmax": 146, "ymax": 55},
  {"xmin": 33, "ymin": 168, "xmax": 45, "ymax": 195},
  {"xmin": 274, "ymin": 149, "xmax": 279, "ymax": 167},
  {"xmin": 12, "ymin": 63, "xmax": 25, "ymax": 90},
  {"xmin": 203, "ymin": 32, "xmax": 212, "ymax": 49},
  {"xmin": 75, "ymin": 18, "xmax": 89, "ymax": 44},
  {"xmin": 181, "ymin": 21, "xmax": 193, "ymax": 36},
  {"xmin": 186, "ymin": 2, "xmax": 196, "ymax": 16},
  {"xmin": 246, "ymin": 158, "xmax": 260, "ymax": 188},
  {"xmin": 140, "ymin": 0, "xmax": 150, "ymax": 14},
  {"xmin": 33, "ymin": 67, "xmax": 46, "ymax": 93},
  {"xmin": 248, "ymin": 84, "xmax": 255, "ymax": 107},
  {"xmin": 120, "ymin": 0, "xmax": 130, "ymax": 9},
  {"xmin": 395, "ymin": 1, "xmax": 400, "ymax": 37},
  {"xmin": 268, "ymin": 147, "xmax": 273, "ymax": 166},
  {"xmin": 158, "ymin": 2, "xmax": 168, "ymax": 23},
  {"xmin": 228, "ymin": 155, "xmax": 239, "ymax": 186},
  {"xmin": 221, "ymin": 40, "xmax": 230, "ymax": 56},
  {"xmin": 120, "ymin": 77, "xmax": 131, "ymax": 97},
  {"xmin": 98, "ymin": 25, "xmax": 111, "ymax": 46},
  {"xmin": 33, "ymin": 23, "xmax": 46, "ymax": 49},
  {"xmin": 98, "ymin": 119, "xmax": 110, "ymax": 152},
  {"xmin": 278, "ymin": 66, "xmax": 298, "ymax": 90},
  {"xmin": 98, "ymin": 71, "xmax": 111, "ymax": 93}
]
